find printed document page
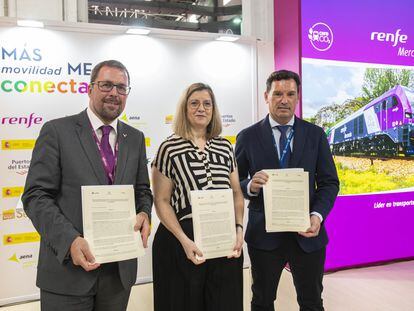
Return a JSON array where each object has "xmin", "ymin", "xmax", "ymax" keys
[
  {"xmin": 190, "ymin": 189, "xmax": 236, "ymax": 260},
  {"xmin": 81, "ymin": 185, "xmax": 144, "ymax": 264},
  {"xmin": 263, "ymin": 169, "xmax": 310, "ymax": 232}
]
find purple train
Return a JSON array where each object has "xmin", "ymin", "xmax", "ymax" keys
[{"xmin": 328, "ymin": 85, "xmax": 414, "ymax": 157}]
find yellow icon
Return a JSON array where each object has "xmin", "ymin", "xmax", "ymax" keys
[
  {"xmin": 165, "ymin": 115, "xmax": 174, "ymax": 124},
  {"xmin": 223, "ymin": 135, "xmax": 236, "ymax": 145},
  {"xmin": 8, "ymin": 253, "xmax": 19, "ymax": 263},
  {"xmin": 2, "ymin": 186, "xmax": 24, "ymax": 198},
  {"xmin": 2, "ymin": 209, "xmax": 15, "ymax": 220},
  {"xmin": 1, "ymin": 139, "xmax": 36, "ymax": 150},
  {"xmin": 3, "ymin": 232, "xmax": 40, "ymax": 245},
  {"xmin": 120, "ymin": 113, "xmax": 129, "ymax": 123}
]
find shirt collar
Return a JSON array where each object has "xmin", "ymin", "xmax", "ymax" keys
[
  {"xmin": 87, "ymin": 107, "xmax": 118, "ymax": 133},
  {"xmin": 268, "ymin": 114, "xmax": 295, "ymax": 128}
]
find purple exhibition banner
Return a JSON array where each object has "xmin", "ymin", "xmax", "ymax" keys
[
  {"xmin": 324, "ymin": 193, "xmax": 414, "ymax": 270},
  {"xmin": 301, "ymin": 0, "xmax": 414, "ymax": 66},
  {"xmin": 301, "ymin": 0, "xmax": 414, "ymax": 270}
]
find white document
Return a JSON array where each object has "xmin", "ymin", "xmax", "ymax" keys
[
  {"xmin": 190, "ymin": 189, "xmax": 236, "ymax": 260},
  {"xmin": 263, "ymin": 169, "xmax": 311, "ymax": 232},
  {"xmin": 81, "ymin": 185, "xmax": 145, "ymax": 264}
]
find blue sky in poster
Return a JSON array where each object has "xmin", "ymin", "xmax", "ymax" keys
[
  {"xmin": 302, "ymin": 61, "xmax": 365, "ymax": 118},
  {"xmin": 301, "ymin": 0, "xmax": 414, "ymax": 66},
  {"xmin": 301, "ymin": 0, "xmax": 414, "ymax": 118}
]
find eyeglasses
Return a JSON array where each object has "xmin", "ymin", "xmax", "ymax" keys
[
  {"xmin": 188, "ymin": 101, "xmax": 213, "ymax": 110},
  {"xmin": 91, "ymin": 81, "xmax": 131, "ymax": 95}
]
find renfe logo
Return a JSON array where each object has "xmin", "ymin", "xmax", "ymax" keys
[
  {"xmin": 308, "ymin": 22, "xmax": 334, "ymax": 51},
  {"xmin": 1, "ymin": 113, "xmax": 43, "ymax": 128},
  {"xmin": 370, "ymin": 29, "xmax": 408, "ymax": 47}
]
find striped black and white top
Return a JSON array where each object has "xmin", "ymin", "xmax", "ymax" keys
[{"xmin": 153, "ymin": 134, "xmax": 236, "ymax": 221}]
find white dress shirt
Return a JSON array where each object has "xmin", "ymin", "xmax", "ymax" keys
[
  {"xmin": 247, "ymin": 115, "xmax": 323, "ymax": 222},
  {"xmin": 268, "ymin": 115, "xmax": 295, "ymax": 159},
  {"xmin": 86, "ymin": 107, "xmax": 118, "ymax": 152},
  {"xmin": 247, "ymin": 115, "xmax": 295, "ymax": 197}
]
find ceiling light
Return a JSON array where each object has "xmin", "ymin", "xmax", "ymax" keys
[
  {"xmin": 188, "ymin": 14, "xmax": 199, "ymax": 23},
  {"xmin": 126, "ymin": 28, "xmax": 151, "ymax": 35},
  {"xmin": 216, "ymin": 35, "xmax": 239, "ymax": 42},
  {"xmin": 232, "ymin": 17, "xmax": 242, "ymax": 25},
  {"xmin": 17, "ymin": 20, "xmax": 44, "ymax": 28}
]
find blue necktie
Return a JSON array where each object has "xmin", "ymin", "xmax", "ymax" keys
[
  {"xmin": 276, "ymin": 125, "xmax": 291, "ymax": 168},
  {"xmin": 100, "ymin": 125, "xmax": 115, "ymax": 183}
]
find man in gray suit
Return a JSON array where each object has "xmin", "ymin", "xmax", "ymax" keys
[{"xmin": 22, "ymin": 60, "xmax": 153, "ymax": 311}]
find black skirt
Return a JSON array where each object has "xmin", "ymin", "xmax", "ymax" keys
[{"xmin": 152, "ymin": 219, "xmax": 244, "ymax": 311}]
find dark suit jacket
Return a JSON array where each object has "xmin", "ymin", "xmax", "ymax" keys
[
  {"xmin": 22, "ymin": 109, "xmax": 153, "ymax": 295},
  {"xmin": 235, "ymin": 115, "xmax": 339, "ymax": 252}
]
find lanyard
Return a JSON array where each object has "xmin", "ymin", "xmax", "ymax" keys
[
  {"xmin": 271, "ymin": 128, "xmax": 294, "ymax": 164},
  {"xmin": 89, "ymin": 122, "xmax": 119, "ymax": 184}
]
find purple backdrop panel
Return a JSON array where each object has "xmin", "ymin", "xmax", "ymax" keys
[
  {"xmin": 301, "ymin": 0, "xmax": 414, "ymax": 66},
  {"xmin": 325, "ymin": 191, "xmax": 414, "ymax": 271}
]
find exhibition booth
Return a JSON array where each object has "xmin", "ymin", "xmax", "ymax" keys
[{"xmin": 1, "ymin": 0, "xmax": 413, "ymax": 306}]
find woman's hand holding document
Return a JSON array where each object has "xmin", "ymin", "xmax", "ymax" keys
[
  {"xmin": 190, "ymin": 189, "xmax": 237, "ymax": 260},
  {"xmin": 81, "ymin": 185, "xmax": 145, "ymax": 264},
  {"xmin": 263, "ymin": 169, "xmax": 311, "ymax": 232}
]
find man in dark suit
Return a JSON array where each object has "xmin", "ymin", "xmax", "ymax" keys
[
  {"xmin": 235, "ymin": 70, "xmax": 339, "ymax": 311},
  {"xmin": 22, "ymin": 60, "xmax": 153, "ymax": 311}
]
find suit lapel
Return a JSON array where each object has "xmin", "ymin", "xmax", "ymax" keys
[
  {"xmin": 76, "ymin": 110, "xmax": 107, "ymax": 185},
  {"xmin": 290, "ymin": 116, "xmax": 306, "ymax": 167},
  {"xmin": 256, "ymin": 115, "xmax": 280, "ymax": 169},
  {"xmin": 114, "ymin": 121, "xmax": 129, "ymax": 184}
]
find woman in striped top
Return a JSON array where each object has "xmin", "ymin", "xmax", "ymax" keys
[{"xmin": 152, "ymin": 83, "xmax": 244, "ymax": 311}]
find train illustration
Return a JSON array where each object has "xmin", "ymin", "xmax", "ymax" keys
[{"xmin": 328, "ymin": 85, "xmax": 414, "ymax": 157}]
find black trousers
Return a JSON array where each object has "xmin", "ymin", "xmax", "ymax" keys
[
  {"xmin": 40, "ymin": 263, "xmax": 131, "ymax": 311},
  {"xmin": 249, "ymin": 233, "xmax": 326, "ymax": 311},
  {"xmin": 152, "ymin": 220, "xmax": 243, "ymax": 311}
]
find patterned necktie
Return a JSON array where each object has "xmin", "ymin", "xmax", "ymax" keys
[
  {"xmin": 276, "ymin": 125, "xmax": 292, "ymax": 168},
  {"xmin": 100, "ymin": 125, "xmax": 115, "ymax": 183}
]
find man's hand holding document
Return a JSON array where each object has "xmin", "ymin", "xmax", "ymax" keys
[
  {"xmin": 81, "ymin": 185, "xmax": 145, "ymax": 264},
  {"xmin": 263, "ymin": 169, "xmax": 311, "ymax": 232}
]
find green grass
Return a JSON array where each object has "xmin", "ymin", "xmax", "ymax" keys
[{"xmin": 336, "ymin": 163, "xmax": 414, "ymax": 194}]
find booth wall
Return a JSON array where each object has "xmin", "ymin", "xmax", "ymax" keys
[
  {"xmin": 301, "ymin": 0, "xmax": 414, "ymax": 270},
  {"xmin": 0, "ymin": 24, "xmax": 257, "ymax": 305}
]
